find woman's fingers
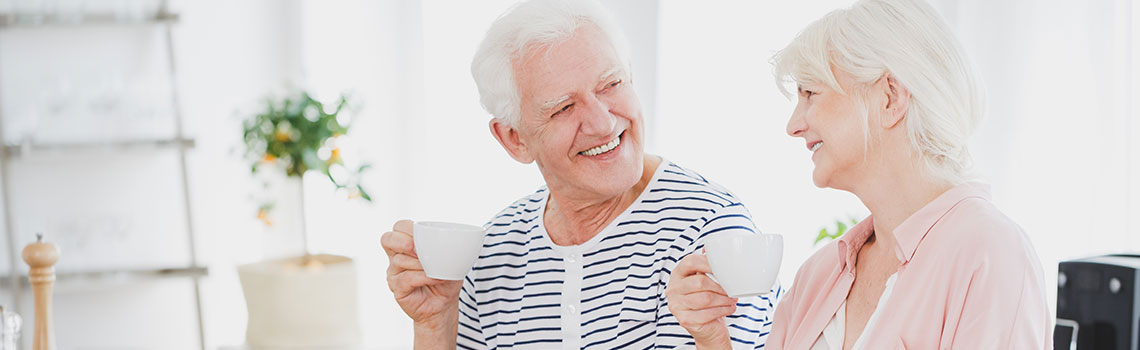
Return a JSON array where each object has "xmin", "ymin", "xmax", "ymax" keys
[
  {"xmin": 673, "ymin": 253, "xmax": 713, "ymax": 277},
  {"xmin": 678, "ymin": 271, "xmax": 730, "ymax": 297},
  {"xmin": 676, "ymin": 290, "xmax": 738, "ymax": 310},
  {"xmin": 678, "ymin": 304, "xmax": 738, "ymax": 326}
]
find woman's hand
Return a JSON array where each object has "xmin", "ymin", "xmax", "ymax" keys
[{"xmin": 666, "ymin": 253, "xmax": 738, "ymax": 349}]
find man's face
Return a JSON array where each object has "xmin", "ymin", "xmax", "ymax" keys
[{"xmin": 510, "ymin": 24, "xmax": 645, "ymax": 200}]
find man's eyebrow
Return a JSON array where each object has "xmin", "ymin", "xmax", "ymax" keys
[
  {"xmin": 540, "ymin": 95, "xmax": 572, "ymax": 113},
  {"xmin": 599, "ymin": 67, "xmax": 621, "ymax": 82}
]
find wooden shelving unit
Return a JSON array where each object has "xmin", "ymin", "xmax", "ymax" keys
[{"xmin": 0, "ymin": 1, "xmax": 207, "ymax": 349}]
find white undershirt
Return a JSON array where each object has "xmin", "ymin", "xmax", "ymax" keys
[{"xmin": 810, "ymin": 273, "xmax": 897, "ymax": 350}]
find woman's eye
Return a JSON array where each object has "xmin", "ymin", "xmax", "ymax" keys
[{"xmin": 608, "ymin": 80, "xmax": 622, "ymax": 88}]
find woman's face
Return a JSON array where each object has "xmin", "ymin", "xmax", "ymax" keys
[{"xmin": 785, "ymin": 69, "xmax": 877, "ymax": 190}]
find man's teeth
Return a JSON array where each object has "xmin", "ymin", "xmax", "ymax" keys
[
  {"xmin": 580, "ymin": 136, "xmax": 621, "ymax": 156},
  {"xmin": 811, "ymin": 142, "xmax": 823, "ymax": 152}
]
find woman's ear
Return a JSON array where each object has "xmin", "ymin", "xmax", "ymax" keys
[
  {"xmin": 878, "ymin": 74, "xmax": 910, "ymax": 129},
  {"xmin": 489, "ymin": 118, "xmax": 535, "ymax": 164}
]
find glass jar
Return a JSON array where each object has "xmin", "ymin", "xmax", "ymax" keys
[{"xmin": 0, "ymin": 305, "xmax": 20, "ymax": 350}]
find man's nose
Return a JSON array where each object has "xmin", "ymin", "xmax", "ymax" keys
[{"xmin": 579, "ymin": 95, "xmax": 617, "ymax": 136}]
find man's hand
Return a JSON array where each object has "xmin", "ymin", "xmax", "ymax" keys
[
  {"xmin": 382, "ymin": 219, "xmax": 464, "ymax": 348},
  {"xmin": 665, "ymin": 253, "xmax": 736, "ymax": 350}
]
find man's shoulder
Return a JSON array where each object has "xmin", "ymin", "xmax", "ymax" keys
[
  {"xmin": 649, "ymin": 161, "xmax": 743, "ymax": 209},
  {"xmin": 483, "ymin": 187, "xmax": 547, "ymax": 238}
]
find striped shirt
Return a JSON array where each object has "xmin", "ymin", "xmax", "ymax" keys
[{"xmin": 458, "ymin": 161, "xmax": 782, "ymax": 349}]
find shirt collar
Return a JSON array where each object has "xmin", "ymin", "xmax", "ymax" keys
[
  {"xmin": 892, "ymin": 181, "xmax": 992, "ymax": 263},
  {"xmin": 835, "ymin": 182, "xmax": 992, "ymax": 267},
  {"xmin": 836, "ymin": 216, "xmax": 875, "ymax": 272}
]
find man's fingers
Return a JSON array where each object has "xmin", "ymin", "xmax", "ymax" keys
[
  {"xmin": 381, "ymin": 230, "xmax": 416, "ymax": 258},
  {"xmin": 389, "ymin": 253, "xmax": 424, "ymax": 271},
  {"xmin": 388, "ymin": 269, "xmax": 445, "ymax": 298},
  {"xmin": 393, "ymin": 219, "xmax": 414, "ymax": 234}
]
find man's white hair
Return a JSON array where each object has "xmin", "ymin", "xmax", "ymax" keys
[
  {"xmin": 471, "ymin": 0, "xmax": 632, "ymax": 127},
  {"xmin": 772, "ymin": 0, "xmax": 985, "ymax": 185}
]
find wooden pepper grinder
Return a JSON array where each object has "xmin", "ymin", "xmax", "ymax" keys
[{"xmin": 22, "ymin": 233, "xmax": 58, "ymax": 350}]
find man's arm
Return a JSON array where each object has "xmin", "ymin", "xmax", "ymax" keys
[
  {"xmin": 381, "ymin": 220, "xmax": 466, "ymax": 349},
  {"xmin": 456, "ymin": 275, "xmax": 489, "ymax": 349}
]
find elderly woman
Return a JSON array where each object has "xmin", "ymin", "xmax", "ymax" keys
[
  {"xmin": 380, "ymin": 0, "xmax": 782, "ymax": 348},
  {"xmin": 666, "ymin": 0, "xmax": 1052, "ymax": 349}
]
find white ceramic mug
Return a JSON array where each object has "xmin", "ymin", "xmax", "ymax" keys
[
  {"xmin": 704, "ymin": 232, "xmax": 783, "ymax": 298},
  {"xmin": 413, "ymin": 221, "xmax": 486, "ymax": 280}
]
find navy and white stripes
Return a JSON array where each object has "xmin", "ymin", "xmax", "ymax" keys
[{"xmin": 458, "ymin": 161, "xmax": 782, "ymax": 349}]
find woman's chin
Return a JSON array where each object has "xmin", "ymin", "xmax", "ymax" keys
[{"xmin": 811, "ymin": 169, "xmax": 830, "ymax": 188}]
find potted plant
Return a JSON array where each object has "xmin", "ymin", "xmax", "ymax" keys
[{"xmin": 237, "ymin": 91, "xmax": 370, "ymax": 348}]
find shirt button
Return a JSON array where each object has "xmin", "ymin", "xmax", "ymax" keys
[
  {"xmin": 566, "ymin": 304, "xmax": 577, "ymax": 313},
  {"xmin": 567, "ymin": 255, "xmax": 578, "ymax": 263}
]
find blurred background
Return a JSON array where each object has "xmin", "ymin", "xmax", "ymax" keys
[{"xmin": 0, "ymin": 0, "xmax": 1135, "ymax": 348}]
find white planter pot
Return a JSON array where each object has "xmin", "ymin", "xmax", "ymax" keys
[{"xmin": 237, "ymin": 254, "xmax": 362, "ymax": 348}]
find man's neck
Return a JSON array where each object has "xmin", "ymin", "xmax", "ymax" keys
[{"xmin": 544, "ymin": 155, "xmax": 661, "ymax": 246}]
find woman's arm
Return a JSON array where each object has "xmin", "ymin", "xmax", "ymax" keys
[{"xmin": 949, "ymin": 256, "xmax": 1052, "ymax": 349}]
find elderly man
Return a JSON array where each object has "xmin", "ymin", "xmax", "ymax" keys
[{"xmin": 381, "ymin": 0, "xmax": 780, "ymax": 348}]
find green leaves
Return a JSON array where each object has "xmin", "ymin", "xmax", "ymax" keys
[
  {"xmin": 813, "ymin": 216, "xmax": 862, "ymax": 246},
  {"xmin": 242, "ymin": 91, "xmax": 374, "ymax": 218}
]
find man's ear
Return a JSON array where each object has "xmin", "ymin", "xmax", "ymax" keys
[
  {"xmin": 489, "ymin": 118, "xmax": 534, "ymax": 164},
  {"xmin": 878, "ymin": 73, "xmax": 910, "ymax": 129}
]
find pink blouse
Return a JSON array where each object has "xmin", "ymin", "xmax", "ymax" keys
[{"xmin": 767, "ymin": 182, "xmax": 1053, "ymax": 349}]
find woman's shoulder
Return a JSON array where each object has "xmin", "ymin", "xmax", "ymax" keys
[
  {"xmin": 939, "ymin": 197, "xmax": 1026, "ymax": 247},
  {"xmin": 788, "ymin": 238, "xmax": 845, "ymax": 290},
  {"xmin": 932, "ymin": 196, "xmax": 1043, "ymax": 272}
]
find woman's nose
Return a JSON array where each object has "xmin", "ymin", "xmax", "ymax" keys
[{"xmin": 786, "ymin": 108, "xmax": 807, "ymax": 137}]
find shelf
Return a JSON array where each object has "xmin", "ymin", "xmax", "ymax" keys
[
  {"xmin": 0, "ymin": 265, "xmax": 207, "ymax": 287},
  {"xmin": 0, "ymin": 12, "xmax": 179, "ymax": 29},
  {"xmin": 1, "ymin": 137, "xmax": 195, "ymax": 158}
]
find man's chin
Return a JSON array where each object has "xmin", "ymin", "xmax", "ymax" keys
[{"xmin": 582, "ymin": 165, "xmax": 642, "ymax": 195}]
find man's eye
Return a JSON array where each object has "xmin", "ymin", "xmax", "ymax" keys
[{"xmin": 552, "ymin": 103, "xmax": 573, "ymax": 117}]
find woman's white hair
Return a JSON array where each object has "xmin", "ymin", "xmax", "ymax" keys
[
  {"xmin": 772, "ymin": 0, "xmax": 985, "ymax": 185},
  {"xmin": 471, "ymin": 0, "xmax": 632, "ymax": 127}
]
